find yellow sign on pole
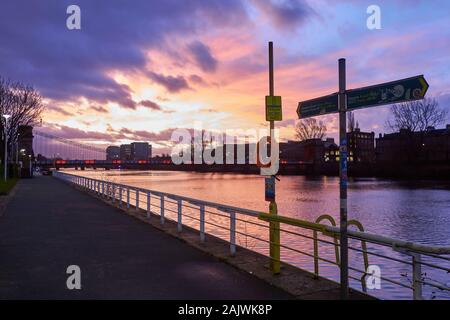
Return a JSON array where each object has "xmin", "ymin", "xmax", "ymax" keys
[{"xmin": 265, "ymin": 95, "xmax": 282, "ymax": 121}]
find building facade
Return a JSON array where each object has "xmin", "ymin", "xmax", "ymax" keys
[
  {"xmin": 119, "ymin": 144, "xmax": 132, "ymax": 161},
  {"xmin": 347, "ymin": 128, "xmax": 375, "ymax": 163},
  {"xmin": 376, "ymin": 125, "xmax": 450, "ymax": 164},
  {"xmin": 131, "ymin": 142, "xmax": 149, "ymax": 161},
  {"xmin": 106, "ymin": 146, "xmax": 120, "ymax": 160}
]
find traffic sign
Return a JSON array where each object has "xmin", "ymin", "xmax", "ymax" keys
[
  {"xmin": 347, "ymin": 75, "xmax": 429, "ymax": 111},
  {"xmin": 297, "ymin": 75, "xmax": 429, "ymax": 119},
  {"xmin": 297, "ymin": 93, "xmax": 338, "ymax": 119},
  {"xmin": 265, "ymin": 95, "xmax": 282, "ymax": 121}
]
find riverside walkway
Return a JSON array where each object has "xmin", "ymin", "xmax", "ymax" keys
[{"xmin": 0, "ymin": 176, "xmax": 292, "ymax": 299}]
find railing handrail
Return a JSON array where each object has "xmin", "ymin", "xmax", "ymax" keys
[
  {"xmin": 258, "ymin": 213, "xmax": 450, "ymax": 255},
  {"xmin": 57, "ymin": 170, "xmax": 450, "ymax": 256}
]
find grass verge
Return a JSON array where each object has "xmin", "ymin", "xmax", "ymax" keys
[{"xmin": 0, "ymin": 178, "xmax": 19, "ymax": 195}]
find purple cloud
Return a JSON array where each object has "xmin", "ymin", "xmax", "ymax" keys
[
  {"xmin": 139, "ymin": 100, "xmax": 162, "ymax": 111},
  {"xmin": 49, "ymin": 106, "xmax": 74, "ymax": 117},
  {"xmin": 91, "ymin": 105, "xmax": 109, "ymax": 113},
  {"xmin": 253, "ymin": 0, "xmax": 314, "ymax": 29},
  {"xmin": 188, "ymin": 41, "xmax": 218, "ymax": 73},
  {"xmin": 147, "ymin": 72, "xmax": 190, "ymax": 93}
]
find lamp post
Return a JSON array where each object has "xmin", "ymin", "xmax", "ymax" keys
[
  {"xmin": 2, "ymin": 115, "xmax": 11, "ymax": 181},
  {"xmin": 29, "ymin": 155, "xmax": 32, "ymax": 178}
]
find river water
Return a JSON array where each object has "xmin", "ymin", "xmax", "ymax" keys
[{"xmin": 67, "ymin": 169, "xmax": 450, "ymax": 300}]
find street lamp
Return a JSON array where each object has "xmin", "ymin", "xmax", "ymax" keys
[{"xmin": 2, "ymin": 114, "xmax": 11, "ymax": 181}]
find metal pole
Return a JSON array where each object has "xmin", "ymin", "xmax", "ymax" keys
[
  {"xmin": 412, "ymin": 253, "xmax": 423, "ymax": 300},
  {"xmin": 230, "ymin": 211, "xmax": 236, "ymax": 256},
  {"xmin": 146, "ymin": 192, "xmax": 151, "ymax": 219},
  {"xmin": 136, "ymin": 190, "xmax": 139, "ymax": 211},
  {"xmin": 177, "ymin": 199, "xmax": 182, "ymax": 232},
  {"xmin": 4, "ymin": 119, "xmax": 8, "ymax": 181},
  {"xmin": 268, "ymin": 41, "xmax": 280, "ymax": 274},
  {"xmin": 200, "ymin": 204, "xmax": 205, "ymax": 242},
  {"xmin": 160, "ymin": 195, "xmax": 165, "ymax": 225},
  {"xmin": 338, "ymin": 58, "xmax": 349, "ymax": 299}
]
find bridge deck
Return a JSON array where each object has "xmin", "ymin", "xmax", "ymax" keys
[{"xmin": 0, "ymin": 176, "xmax": 292, "ymax": 299}]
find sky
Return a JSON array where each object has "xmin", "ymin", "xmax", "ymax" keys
[{"xmin": 1, "ymin": 0, "xmax": 450, "ymax": 155}]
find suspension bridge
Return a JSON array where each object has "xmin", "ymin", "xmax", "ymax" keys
[{"xmin": 33, "ymin": 130, "xmax": 173, "ymax": 169}]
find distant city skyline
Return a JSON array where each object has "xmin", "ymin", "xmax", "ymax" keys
[{"xmin": 1, "ymin": 0, "xmax": 450, "ymax": 155}]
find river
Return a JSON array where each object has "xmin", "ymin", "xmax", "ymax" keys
[{"xmin": 65, "ymin": 169, "xmax": 450, "ymax": 300}]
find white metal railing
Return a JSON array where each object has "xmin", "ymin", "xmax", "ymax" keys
[{"xmin": 53, "ymin": 171, "xmax": 450, "ymax": 300}]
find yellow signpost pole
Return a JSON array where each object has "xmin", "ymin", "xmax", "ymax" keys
[{"xmin": 268, "ymin": 42, "xmax": 280, "ymax": 274}]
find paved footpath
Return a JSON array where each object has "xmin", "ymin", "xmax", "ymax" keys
[{"xmin": 0, "ymin": 176, "xmax": 292, "ymax": 299}]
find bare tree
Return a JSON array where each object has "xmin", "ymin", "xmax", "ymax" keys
[
  {"xmin": 0, "ymin": 77, "xmax": 45, "ymax": 157},
  {"xmin": 295, "ymin": 118, "xmax": 327, "ymax": 141},
  {"xmin": 0, "ymin": 79, "xmax": 45, "ymax": 134},
  {"xmin": 386, "ymin": 98, "xmax": 448, "ymax": 132}
]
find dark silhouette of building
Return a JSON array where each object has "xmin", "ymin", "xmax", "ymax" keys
[
  {"xmin": 148, "ymin": 144, "xmax": 152, "ymax": 159},
  {"xmin": 376, "ymin": 125, "xmax": 450, "ymax": 164},
  {"xmin": 106, "ymin": 146, "xmax": 120, "ymax": 160},
  {"xmin": 347, "ymin": 128, "xmax": 375, "ymax": 163},
  {"xmin": 324, "ymin": 139, "xmax": 340, "ymax": 163},
  {"xmin": 119, "ymin": 144, "xmax": 132, "ymax": 161},
  {"xmin": 110, "ymin": 142, "xmax": 153, "ymax": 161},
  {"xmin": 18, "ymin": 125, "xmax": 34, "ymax": 178},
  {"xmin": 280, "ymin": 138, "xmax": 337, "ymax": 164},
  {"xmin": 131, "ymin": 142, "xmax": 150, "ymax": 161}
]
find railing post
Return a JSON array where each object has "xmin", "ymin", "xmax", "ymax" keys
[
  {"xmin": 112, "ymin": 184, "xmax": 116, "ymax": 204},
  {"xmin": 177, "ymin": 199, "xmax": 182, "ymax": 232},
  {"xmin": 230, "ymin": 211, "xmax": 236, "ymax": 256},
  {"xmin": 160, "ymin": 195, "xmax": 165, "ymax": 225},
  {"xmin": 200, "ymin": 204, "xmax": 205, "ymax": 242},
  {"xmin": 412, "ymin": 253, "xmax": 423, "ymax": 300},
  {"xmin": 119, "ymin": 186, "xmax": 123, "ymax": 208},
  {"xmin": 269, "ymin": 201, "xmax": 281, "ymax": 274},
  {"xmin": 102, "ymin": 181, "xmax": 105, "ymax": 197},
  {"xmin": 313, "ymin": 231, "xmax": 319, "ymax": 277},
  {"xmin": 136, "ymin": 190, "xmax": 139, "ymax": 211},
  {"xmin": 126, "ymin": 187, "xmax": 130, "ymax": 209},
  {"xmin": 146, "ymin": 192, "xmax": 151, "ymax": 219}
]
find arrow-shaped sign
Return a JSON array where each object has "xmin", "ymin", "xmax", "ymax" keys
[
  {"xmin": 347, "ymin": 75, "xmax": 429, "ymax": 111},
  {"xmin": 297, "ymin": 75, "xmax": 429, "ymax": 119},
  {"xmin": 297, "ymin": 93, "xmax": 338, "ymax": 119}
]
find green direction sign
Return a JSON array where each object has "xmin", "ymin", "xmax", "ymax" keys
[
  {"xmin": 297, "ymin": 93, "xmax": 338, "ymax": 119},
  {"xmin": 297, "ymin": 75, "xmax": 429, "ymax": 119},
  {"xmin": 347, "ymin": 75, "xmax": 429, "ymax": 111}
]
